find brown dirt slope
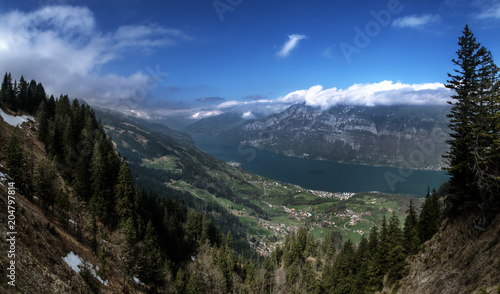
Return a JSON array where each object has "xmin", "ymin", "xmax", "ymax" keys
[{"xmin": 388, "ymin": 213, "xmax": 500, "ymax": 294}]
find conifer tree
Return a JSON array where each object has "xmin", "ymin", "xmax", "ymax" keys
[
  {"xmin": 245, "ymin": 259, "xmax": 256, "ymax": 284},
  {"xmin": 472, "ymin": 47, "xmax": 500, "ymax": 208},
  {"xmin": 34, "ymin": 82, "xmax": 46, "ymax": 112},
  {"xmin": 115, "ymin": 162, "xmax": 136, "ymax": 224},
  {"xmin": 33, "ymin": 158, "xmax": 57, "ymax": 210},
  {"xmin": 37, "ymin": 100, "xmax": 50, "ymax": 144},
  {"xmin": 331, "ymin": 239, "xmax": 355, "ymax": 294},
  {"xmin": 89, "ymin": 138, "xmax": 117, "ymax": 224},
  {"xmin": 55, "ymin": 189, "xmax": 69, "ymax": 222},
  {"xmin": 89, "ymin": 141, "xmax": 108, "ymax": 220},
  {"xmin": 403, "ymin": 200, "xmax": 420, "ymax": 254},
  {"xmin": 418, "ymin": 188, "xmax": 442, "ymax": 243},
  {"xmin": 174, "ymin": 268, "xmax": 186, "ymax": 294},
  {"xmin": 378, "ymin": 215, "xmax": 390, "ymax": 269},
  {"xmin": 16, "ymin": 76, "xmax": 28, "ymax": 112},
  {"xmin": 303, "ymin": 260, "xmax": 320, "ymax": 294},
  {"xmin": 7, "ymin": 127, "xmax": 28, "ymax": 194},
  {"xmin": 430, "ymin": 188, "xmax": 442, "ymax": 231},
  {"xmin": 323, "ymin": 231, "xmax": 338, "ymax": 259},
  {"xmin": 354, "ymin": 236, "xmax": 370, "ymax": 291},
  {"xmin": 418, "ymin": 188, "xmax": 433, "ymax": 242},
  {"xmin": 388, "ymin": 210, "xmax": 403, "ymax": 249},
  {"xmin": 186, "ymin": 273, "xmax": 201, "ymax": 294},
  {"xmin": 367, "ymin": 225, "xmax": 379, "ymax": 256},
  {"xmin": 366, "ymin": 226, "xmax": 383, "ymax": 292},
  {"xmin": 1, "ymin": 73, "xmax": 15, "ymax": 109},
  {"xmin": 137, "ymin": 221, "xmax": 165, "ymax": 292},
  {"xmin": 444, "ymin": 24, "xmax": 500, "ymax": 213},
  {"xmin": 320, "ymin": 262, "xmax": 335, "ymax": 293},
  {"xmin": 386, "ymin": 245, "xmax": 407, "ymax": 285}
]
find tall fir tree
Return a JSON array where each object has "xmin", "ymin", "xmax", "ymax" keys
[
  {"xmin": 33, "ymin": 158, "xmax": 57, "ymax": 210},
  {"xmin": 16, "ymin": 76, "xmax": 28, "ymax": 112},
  {"xmin": 366, "ymin": 225, "xmax": 383, "ymax": 292},
  {"xmin": 7, "ymin": 127, "xmax": 29, "ymax": 195},
  {"xmin": 445, "ymin": 25, "xmax": 482, "ymax": 213},
  {"xmin": 472, "ymin": 47, "xmax": 500, "ymax": 208},
  {"xmin": 418, "ymin": 188, "xmax": 442, "ymax": 243},
  {"xmin": 403, "ymin": 200, "xmax": 420, "ymax": 255},
  {"xmin": 388, "ymin": 210, "xmax": 403, "ymax": 249},
  {"xmin": 444, "ymin": 25, "xmax": 500, "ymax": 214},
  {"xmin": 137, "ymin": 221, "xmax": 165, "ymax": 292},
  {"xmin": 115, "ymin": 162, "xmax": 136, "ymax": 224},
  {"xmin": 1, "ymin": 73, "xmax": 15, "ymax": 109}
]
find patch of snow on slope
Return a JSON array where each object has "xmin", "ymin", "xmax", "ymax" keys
[
  {"xmin": 62, "ymin": 252, "xmax": 109, "ymax": 286},
  {"xmin": 0, "ymin": 108, "xmax": 35, "ymax": 128},
  {"xmin": 133, "ymin": 276, "xmax": 145, "ymax": 285},
  {"xmin": 0, "ymin": 171, "xmax": 8, "ymax": 186},
  {"xmin": 62, "ymin": 252, "xmax": 81, "ymax": 273}
]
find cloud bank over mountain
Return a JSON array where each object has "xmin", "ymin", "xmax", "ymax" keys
[
  {"xmin": 183, "ymin": 81, "xmax": 453, "ymax": 120},
  {"xmin": 276, "ymin": 81, "xmax": 452, "ymax": 109}
]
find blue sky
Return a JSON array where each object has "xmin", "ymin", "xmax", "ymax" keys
[{"xmin": 0, "ymin": 0, "xmax": 499, "ymax": 120}]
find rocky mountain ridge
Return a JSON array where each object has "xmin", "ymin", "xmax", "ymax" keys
[{"xmin": 187, "ymin": 103, "xmax": 451, "ymax": 170}]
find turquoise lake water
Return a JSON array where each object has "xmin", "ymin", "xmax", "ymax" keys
[{"xmin": 191, "ymin": 134, "xmax": 450, "ymax": 196}]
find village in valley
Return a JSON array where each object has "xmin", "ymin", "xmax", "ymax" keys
[
  {"xmin": 214, "ymin": 163, "xmax": 416, "ymax": 256},
  {"xmin": 244, "ymin": 187, "xmax": 403, "ymax": 256}
]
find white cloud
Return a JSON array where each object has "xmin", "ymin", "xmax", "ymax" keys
[
  {"xmin": 392, "ymin": 14, "xmax": 441, "ymax": 28},
  {"xmin": 276, "ymin": 34, "xmax": 307, "ymax": 57},
  {"xmin": 216, "ymin": 100, "xmax": 244, "ymax": 109},
  {"xmin": 0, "ymin": 5, "xmax": 189, "ymax": 107},
  {"xmin": 189, "ymin": 110, "xmax": 223, "ymax": 119},
  {"xmin": 477, "ymin": 1, "xmax": 500, "ymax": 19},
  {"xmin": 277, "ymin": 81, "xmax": 452, "ymax": 109},
  {"xmin": 186, "ymin": 81, "xmax": 452, "ymax": 120},
  {"xmin": 241, "ymin": 111, "xmax": 256, "ymax": 119}
]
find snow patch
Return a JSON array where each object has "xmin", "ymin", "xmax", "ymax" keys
[
  {"xmin": 62, "ymin": 252, "xmax": 82, "ymax": 273},
  {"xmin": 0, "ymin": 108, "xmax": 35, "ymax": 128},
  {"xmin": 0, "ymin": 171, "xmax": 8, "ymax": 186},
  {"xmin": 133, "ymin": 276, "xmax": 145, "ymax": 285},
  {"xmin": 62, "ymin": 252, "xmax": 109, "ymax": 286}
]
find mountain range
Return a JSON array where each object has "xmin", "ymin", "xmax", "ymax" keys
[{"xmin": 186, "ymin": 103, "xmax": 452, "ymax": 170}]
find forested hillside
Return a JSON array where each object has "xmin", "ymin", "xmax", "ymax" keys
[
  {"xmin": 94, "ymin": 108, "xmax": 270, "ymax": 256},
  {"xmin": 0, "ymin": 76, "xmax": 264, "ymax": 292}
]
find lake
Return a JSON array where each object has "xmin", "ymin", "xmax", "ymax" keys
[{"xmin": 191, "ymin": 134, "xmax": 450, "ymax": 196}]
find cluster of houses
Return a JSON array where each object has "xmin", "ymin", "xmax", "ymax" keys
[
  {"xmin": 309, "ymin": 190, "xmax": 355, "ymax": 200},
  {"xmin": 226, "ymin": 161, "xmax": 242, "ymax": 167},
  {"xmin": 283, "ymin": 206, "xmax": 313, "ymax": 218},
  {"xmin": 249, "ymin": 219, "xmax": 302, "ymax": 256},
  {"xmin": 336, "ymin": 209, "xmax": 372, "ymax": 226}
]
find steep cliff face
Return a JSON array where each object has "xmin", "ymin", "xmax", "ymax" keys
[
  {"xmin": 387, "ymin": 213, "xmax": 500, "ymax": 294},
  {"xmin": 220, "ymin": 104, "xmax": 451, "ymax": 170}
]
